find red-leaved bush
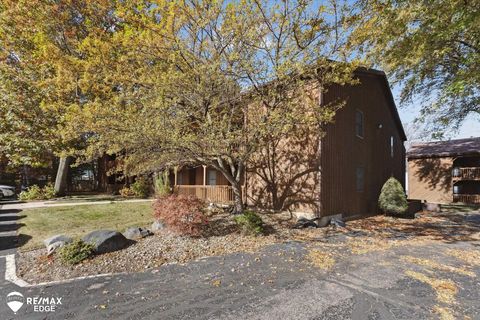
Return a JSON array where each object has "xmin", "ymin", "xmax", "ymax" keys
[{"xmin": 153, "ymin": 194, "xmax": 207, "ymax": 236}]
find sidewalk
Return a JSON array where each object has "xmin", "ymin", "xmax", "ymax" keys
[{"xmin": 0, "ymin": 198, "xmax": 153, "ymax": 211}]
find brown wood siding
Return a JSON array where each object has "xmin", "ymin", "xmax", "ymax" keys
[
  {"xmin": 408, "ymin": 157, "xmax": 453, "ymax": 204},
  {"xmin": 245, "ymin": 130, "xmax": 321, "ymax": 213},
  {"xmin": 194, "ymin": 167, "xmax": 203, "ymax": 185},
  {"xmin": 320, "ymin": 73, "xmax": 406, "ymax": 218},
  {"xmin": 175, "ymin": 71, "xmax": 406, "ymax": 216}
]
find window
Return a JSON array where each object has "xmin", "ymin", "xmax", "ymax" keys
[
  {"xmin": 207, "ymin": 169, "xmax": 217, "ymax": 185},
  {"xmin": 355, "ymin": 110, "xmax": 364, "ymax": 138},
  {"xmin": 177, "ymin": 172, "xmax": 184, "ymax": 185},
  {"xmin": 390, "ymin": 136, "xmax": 394, "ymax": 158},
  {"xmin": 453, "ymin": 185, "xmax": 461, "ymax": 194},
  {"xmin": 452, "ymin": 167, "xmax": 461, "ymax": 177},
  {"xmin": 356, "ymin": 167, "xmax": 365, "ymax": 192}
]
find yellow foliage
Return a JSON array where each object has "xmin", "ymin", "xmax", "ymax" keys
[{"xmin": 405, "ymin": 271, "xmax": 457, "ymax": 305}]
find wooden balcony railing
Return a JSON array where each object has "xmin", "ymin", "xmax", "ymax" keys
[
  {"xmin": 174, "ymin": 185, "xmax": 234, "ymax": 204},
  {"xmin": 453, "ymin": 194, "xmax": 480, "ymax": 204},
  {"xmin": 452, "ymin": 167, "xmax": 480, "ymax": 180}
]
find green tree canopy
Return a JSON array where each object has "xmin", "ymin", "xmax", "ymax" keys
[
  {"xmin": 350, "ymin": 0, "xmax": 479, "ymax": 137},
  {"xmin": 66, "ymin": 0, "xmax": 358, "ymax": 212},
  {"xmin": 0, "ymin": 0, "xmax": 120, "ymax": 166},
  {"xmin": 1, "ymin": 0, "xmax": 358, "ymax": 212}
]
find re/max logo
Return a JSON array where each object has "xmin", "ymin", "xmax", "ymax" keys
[
  {"xmin": 26, "ymin": 296, "xmax": 63, "ymax": 312},
  {"xmin": 26, "ymin": 297, "xmax": 63, "ymax": 305}
]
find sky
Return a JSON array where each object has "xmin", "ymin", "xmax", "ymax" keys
[{"xmin": 391, "ymin": 85, "xmax": 480, "ymax": 142}]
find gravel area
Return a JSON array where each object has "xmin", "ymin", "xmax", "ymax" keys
[
  {"xmin": 18, "ymin": 230, "xmax": 286, "ymax": 283},
  {"xmin": 17, "ymin": 211, "xmax": 313, "ymax": 284},
  {"xmin": 18, "ymin": 209, "xmax": 479, "ymax": 285}
]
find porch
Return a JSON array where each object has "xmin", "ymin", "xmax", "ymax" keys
[
  {"xmin": 452, "ymin": 167, "xmax": 480, "ymax": 180},
  {"xmin": 172, "ymin": 165, "xmax": 234, "ymax": 204},
  {"xmin": 452, "ymin": 180, "xmax": 480, "ymax": 205},
  {"xmin": 452, "ymin": 156, "xmax": 480, "ymax": 181},
  {"xmin": 453, "ymin": 194, "xmax": 480, "ymax": 205},
  {"xmin": 174, "ymin": 185, "xmax": 234, "ymax": 204}
]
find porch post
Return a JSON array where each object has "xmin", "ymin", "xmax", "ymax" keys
[
  {"xmin": 174, "ymin": 166, "xmax": 178, "ymax": 186},
  {"xmin": 203, "ymin": 165, "xmax": 207, "ymax": 186}
]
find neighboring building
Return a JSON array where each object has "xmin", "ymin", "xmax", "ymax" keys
[
  {"xmin": 174, "ymin": 68, "xmax": 407, "ymax": 219},
  {"xmin": 407, "ymin": 137, "xmax": 480, "ymax": 205}
]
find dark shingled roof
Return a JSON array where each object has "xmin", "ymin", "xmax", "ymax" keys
[{"xmin": 407, "ymin": 137, "xmax": 480, "ymax": 159}]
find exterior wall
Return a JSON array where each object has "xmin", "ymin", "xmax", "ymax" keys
[
  {"xmin": 407, "ymin": 157, "xmax": 453, "ymax": 204},
  {"xmin": 245, "ymin": 129, "xmax": 321, "ymax": 214},
  {"xmin": 245, "ymin": 85, "xmax": 322, "ymax": 214},
  {"xmin": 320, "ymin": 72, "xmax": 406, "ymax": 218},
  {"xmin": 174, "ymin": 71, "xmax": 406, "ymax": 218}
]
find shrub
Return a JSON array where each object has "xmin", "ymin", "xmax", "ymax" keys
[
  {"xmin": 119, "ymin": 187, "xmax": 135, "ymax": 198},
  {"xmin": 154, "ymin": 171, "xmax": 171, "ymax": 197},
  {"xmin": 19, "ymin": 184, "xmax": 56, "ymax": 201},
  {"xmin": 131, "ymin": 176, "xmax": 150, "ymax": 198},
  {"xmin": 378, "ymin": 177, "xmax": 408, "ymax": 215},
  {"xmin": 234, "ymin": 210, "xmax": 264, "ymax": 236},
  {"xmin": 19, "ymin": 185, "xmax": 42, "ymax": 200},
  {"xmin": 58, "ymin": 240, "xmax": 95, "ymax": 265},
  {"xmin": 42, "ymin": 183, "xmax": 56, "ymax": 200},
  {"xmin": 153, "ymin": 194, "xmax": 207, "ymax": 236}
]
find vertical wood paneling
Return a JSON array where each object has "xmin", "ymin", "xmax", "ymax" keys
[{"xmin": 320, "ymin": 72, "xmax": 406, "ymax": 218}]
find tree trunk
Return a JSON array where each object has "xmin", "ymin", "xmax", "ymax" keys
[
  {"xmin": 231, "ymin": 181, "xmax": 244, "ymax": 214},
  {"xmin": 54, "ymin": 157, "xmax": 71, "ymax": 196}
]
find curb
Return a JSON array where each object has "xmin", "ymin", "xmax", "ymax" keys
[
  {"xmin": 3, "ymin": 254, "xmax": 125, "ymax": 288},
  {"xmin": 5, "ymin": 255, "xmax": 29, "ymax": 287}
]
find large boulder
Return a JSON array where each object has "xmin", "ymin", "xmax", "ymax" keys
[
  {"xmin": 123, "ymin": 227, "xmax": 152, "ymax": 240},
  {"xmin": 82, "ymin": 230, "xmax": 131, "ymax": 254},
  {"xmin": 44, "ymin": 235, "xmax": 73, "ymax": 256}
]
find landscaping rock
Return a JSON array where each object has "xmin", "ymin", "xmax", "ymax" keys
[
  {"xmin": 151, "ymin": 221, "xmax": 165, "ymax": 232},
  {"xmin": 43, "ymin": 235, "xmax": 73, "ymax": 256},
  {"xmin": 330, "ymin": 218, "xmax": 346, "ymax": 228},
  {"xmin": 82, "ymin": 230, "xmax": 131, "ymax": 254},
  {"xmin": 123, "ymin": 227, "xmax": 153, "ymax": 240},
  {"xmin": 424, "ymin": 202, "xmax": 441, "ymax": 212},
  {"xmin": 293, "ymin": 217, "xmax": 318, "ymax": 229}
]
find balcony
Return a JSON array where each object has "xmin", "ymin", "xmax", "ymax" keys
[
  {"xmin": 452, "ymin": 167, "xmax": 480, "ymax": 180},
  {"xmin": 453, "ymin": 194, "xmax": 480, "ymax": 205},
  {"xmin": 174, "ymin": 185, "xmax": 234, "ymax": 204}
]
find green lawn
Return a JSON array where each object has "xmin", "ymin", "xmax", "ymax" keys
[{"xmin": 18, "ymin": 202, "xmax": 154, "ymax": 251}]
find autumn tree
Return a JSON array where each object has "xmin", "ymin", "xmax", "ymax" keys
[
  {"xmin": 0, "ymin": 0, "xmax": 122, "ymax": 193},
  {"xmin": 350, "ymin": 0, "xmax": 480, "ymax": 137},
  {"xmin": 63, "ymin": 0, "xmax": 357, "ymax": 213},
  {"xmin": 1, "ymin": 0, "xmax": 357, "ymax": 211}
]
